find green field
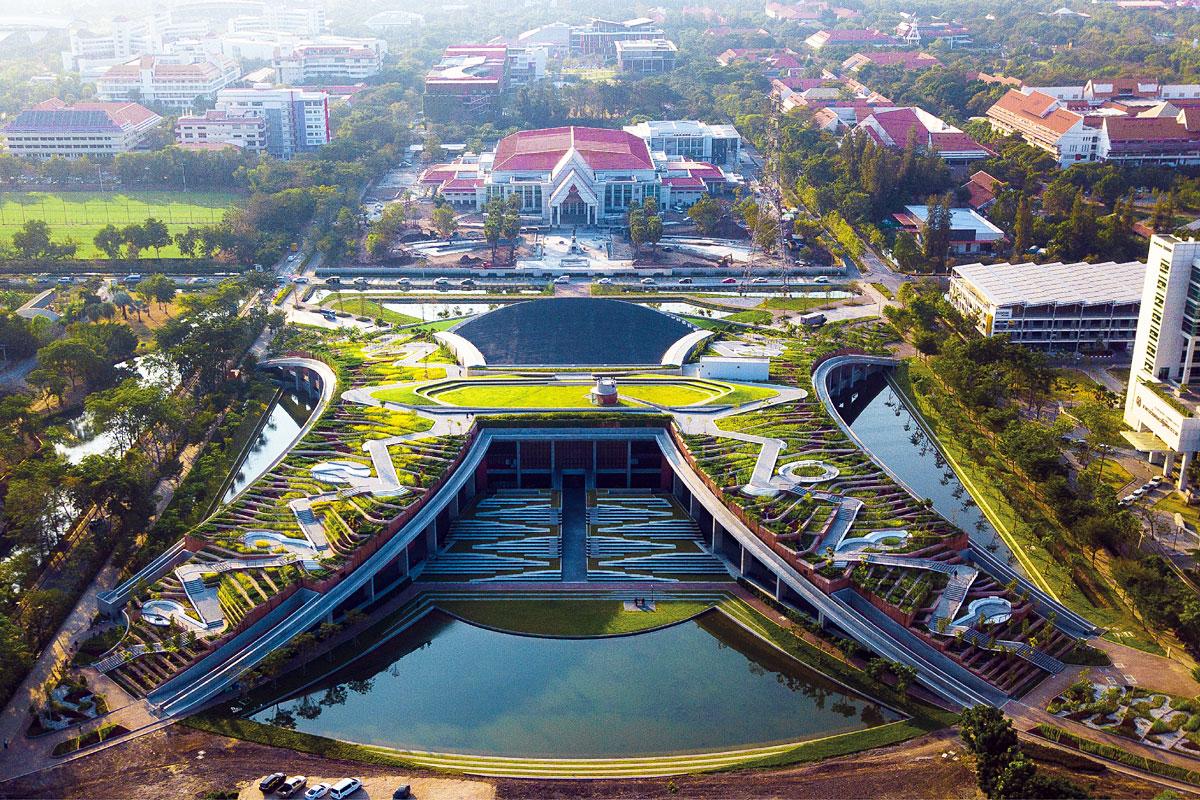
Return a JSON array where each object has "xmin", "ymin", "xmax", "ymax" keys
[
  {"xmin": 0, "ymin": 191, "xmax": 240, "ymax": 259},
  {"xmin": 432, "ymin": 382, "xmax": 719, "ymax": 408}
]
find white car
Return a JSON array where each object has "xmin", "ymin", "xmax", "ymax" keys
[
  {"xmin": 814, "ymin": 276, "xmax": 829, "ymax": 284},
  {"xmin": 640, "ymin": 277, "xmax": 656, "ymax": 285},
  {"xmin": 305, "ymin": 783, "xmax": 331, "ymax": 799},
  {"xmin": 330, "ymin": 778, "xmax": 363, "ymax": 799},
  {"xmin": 397, "ymin": 277, "xmax": 411, "ymax": 285},
  {"xmin": 287, "ymin": 253, "xmax": 298, "ymax": 262},
  {"xmin": 553, "ymin": 275, "xmax": 570, "ymax": 284},
  {"xmin": 596, "ymin": 277, "xmax": 612, "ymax": 285},
  {"xmin": 750, "ymin": 276, "xmax": 769, "ymax": 284},
  {"xmin": 433, "ymin": 277, "xmax": 450, "ymax": 286}
]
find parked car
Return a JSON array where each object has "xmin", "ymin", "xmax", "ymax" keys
[
  {"xmin": 640, "ymin": 277, "xmax": 656, "ymax": 285},
  {"xmin": 329, "ymin": 778, "xmax": 363, "ymax": 799},
  {"xmin": 320, "ymin": 309, "xmax": 337, "ymax": 322},
  {"xmin": 353, "ymin": 277, "xmax": 370, "ymax": 288},
  {"xmin": 258, "ymin": 773, "xmax": 286, "ymax": 793},
  {"xmin": 287, "ymin": 253, "xmax": 298, "ymax": 262},
  {"xmin": 721, "ymin": 277, "xmax": 738, "ymax": 284},
  {"xmin": 457, "ymin": 278, "xmax": 476, "ymax": 287},
  {"xmin": 677, "ymin": 277, "xmax": 693, "ymax": 284},
  {"xmin": 1148, "ymin": 475, "xmax": 1164, "ymax": 487},
  {"xmin": 1132, "ymin": 487, "xmax": 1147, "ymax": 498},
  {"xmin": 814, "ymin": 276, "xmax": 829, "ymax": 284},
  {"xmin": 392, "ymin": 786, "xmax": 412, "ymax": 799},
  {"xmin": 397, "ymin": 277, "xmax": 411, "ymax": 286},
  {"xmin": 661, "ymin": 245, "xmax": 673, "ymax": 252},
  {"xmin": 278, "ymin": 776, "xmax": 308, "ymax": 798},
  {"xmin": 305, "ymin": 784, "xmax": 331, "ymax": 799},
  {"xmin": 293, "ymin": 276, "xmax": 309, "ymax": 285},
  {"xmin": 750, "ymin": 276, "xmax": 769, "ymax": 284},
  {"xmin": 595, "ymin": 277, "xmax": 612, "ymax": 285},
  {"xmin": 553, "ymin": 275, "xmax": 570, "ymax": 284},
  {"xmin": 325, "ymin": 276, "xmax": 342, "ymax": 286},
  {"xmin": 433, "ymin": 277, "xmax": 450, "ymax": 286}
]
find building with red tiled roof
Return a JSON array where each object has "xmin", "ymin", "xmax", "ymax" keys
[
  {"xmin": 856, "ymin": 107, "xmax": 991, "ymax": 167},
  {"xmin": 418, "ymin": 126, "xmax": 734, "ymax": 224},
  {"xmin": 803, "ymin": 28, "xmax": 897, "ymax": 50},
  {"xmin": 985, "ymin": 89, "xmax": 1099, "ymax": 167},
  {"xmin": 96, "ymin": 54, "xmax": 241, "ymax": 111},
  {"xmin": 961, "ymin": 171, "xmax": 1004, "ymax": 211},
  {"xmin": 841, "ymin": 50, "xmax": 940, "ymax": 73},
  {"xmin": 1098, "ymin": 110, "xmax": 1200, "ymax": 165},
  {"xmin": 3, "ymin": 97, "xmax": 162, "ymax": 159}
]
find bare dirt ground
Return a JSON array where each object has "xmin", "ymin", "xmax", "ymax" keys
[{"xmin": 0, "ymin": 726, "xmax": 1178, "ymax": 800}]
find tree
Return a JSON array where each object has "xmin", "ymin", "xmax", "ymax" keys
[
  {"xmin": 141, "ymin": 217, "xmax": 171, "ymax": 257},
  {"xmin": 501, "ymin": 194, "xmax": 522, "ymax": 264},
  {"xmin": 85, "ymin": 378, "xmax": 182, "ymax": 460},
  {"xmin": 754, "ymin": 214, "xmax": 779, "ymax": 253},
  {"xmin": 687, "ymin": 194, "xmax": 721, "ymax": 234},
  {"xmin": 174, "ymin": 227, "xmax": 201, "ymax": 258},
  {"xmin": 1049, "ymin": 194, "xmax": 1098, "ymax": 262},
  {"xmin": 892, "ymin": 231, "xmax": 923, "ymax": 272},
  {"xmin": 11, "ymin": 220, "xmax": 75, "ymax": 261},
  {"xmin": 958, "ymin": 706, "xmax": 1020, "ymax": 798},
  {"xmin": 431, "ymin": 205, "xmax": 457, "ymax": 239},
  {"xmin": 628, "ymin": 203, "xmax": 647, "ymax": 255},
  {"xmin": 482, "ymin": 197, "xmax": 503, "ymax": 263},
  {"xmin": 921, "ymin": 193, "xmax": 953, "ymax": 272},
  {"xmin": 1152, "ymin": 191, "xmax": 1176, "ymax": 233},
  {"xmin": 1010, "ymin": 195, "xmax": 1033, "ymax": 260},
  {"xmin": 422, "ymin": 134, "xmax": 445, "ymax": 164},
  {"xmin": 94, "ymin": 225, "xmax": 125, "ymax": 259},
  {"xmin": 136, "ymin": 274, "xmax": 177, "ymax": 315}
]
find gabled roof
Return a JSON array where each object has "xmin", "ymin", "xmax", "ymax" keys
[
  {"xmin": 988, "ymin": 89, "xmax": 1084, "ymax": 136},
  {"xmin": 8, "ymin": 98, "xmax": 160, "ymax": 133},
  {"xmin": 492, "ymin": 126, "xmax": 654, "ymax": 172},
  {"xmin": 1102, "ymin": 115, "xmax": 1195, "ymax": 142}
]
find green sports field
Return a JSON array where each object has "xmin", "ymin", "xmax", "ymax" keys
[{"xmin": 0, "ymin": 191, "xmax": 240, "ymax": 258}]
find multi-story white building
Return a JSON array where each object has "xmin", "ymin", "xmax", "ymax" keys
[
  {"xmin": 614, "ymin": 39, "xmax": 678, "ymax": 73},
  {"xmin": 622, "ymin": 120, "xmax": 742, "ymax": 166},
  {"xmin": 96, "ymin": 54, "xmax": 241, "ymax": 111},
  {"xmin": 61, "ymin": 11, "xmax": 210, "ymax": 79},
  {"xmin": 227, "ymin": 6, "xmax": 326, "ymax": 36},
  {"xmin": 949, "ymin": 260, "xmax": 1145, "ymax": 352},
  {"xmin": 1124, "ymin": 235, "xmax": 1200, "ymax": 491},
  {"xmin": 211, "ymin": 86, "xmax": 329, "ymax": 157},
  {"xmin": 174, "ymin": 109, "xmax": 265, "ymax": 150},
  {"xmin": 985, "ymin": 89, "xmax": 1100, "ymax": 167},
  {"xmin": 2, "ymin": 98, "xmax": 162, "ymax": 159},
  {"xmin": 274, "ymin": 37, "xmax": 386, "ymax": 83}
]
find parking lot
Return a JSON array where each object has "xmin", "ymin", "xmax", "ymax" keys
[{"xmin": 241, "ymin": 772, "xmax": 494, "ymax": 800}]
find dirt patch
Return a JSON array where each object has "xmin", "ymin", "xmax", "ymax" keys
[
  {"xmin": 236, "ymin": 775, "xmax": 493, "ymax": 800},
  {"xmin": 0, "ymin": 724, "xmax": 1176, "ymax": 800},
  {"xmin": 0, "ymin": 726, "xmax": 494, "ymax": 800}
]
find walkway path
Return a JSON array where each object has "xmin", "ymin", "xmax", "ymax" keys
[
  {"xmin": 560, "ymin": 486, "xmax": 588, "ymax": 583},
  {"xmin": 672, "ymin": 384, "xmax": 809, "ymax": 495}
]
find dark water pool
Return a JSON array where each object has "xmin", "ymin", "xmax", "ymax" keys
[{"xmin": 247, "ymin": 609, "xmax": 896, "ymax": 757}]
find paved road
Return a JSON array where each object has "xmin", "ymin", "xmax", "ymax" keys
[{"xmin": 560, "ymin": 485, "xmax": 588, "ymax": 582}]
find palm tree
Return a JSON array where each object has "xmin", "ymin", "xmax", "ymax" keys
[{"xmin": 111, "ymin": 290, "xmax": 135, "ymax": 320}]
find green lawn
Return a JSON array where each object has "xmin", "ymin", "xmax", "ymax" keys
[
  {"xmin": 324, "ymin": 295, "xmax": 421, "ymax": 325},
  {"xmin": 436, "ymin": 598, "xmax": 716, "ymax": 636},
  {"xmin": 0, "ymin": 191, "xmax": 239, "ymax": 258},
  {"xmin": 713, "ymin": 384, "xmax": 779, "ymax": 406},
  {"xmin": 431, "ymin": 382, "xmax": 720, "ymax": 408},
  {"xmin": 726, "ymin": 309, "xmax": 773, "ymax": 325},
  {"xmin": 759, "ymin": 296, "xmax": 841, "ymax": 312}
]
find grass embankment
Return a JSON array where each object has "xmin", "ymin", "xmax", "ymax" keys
[
  {"xmin": 1033, "ymin": 724, "xmax": 1200, "ymax": 786},
  {"xmin": 870, "ymin": 283, "xmax": 894, "ymax": 300},
  {"xmin": 322, "ymin": 295, "xmax": 421, "ymax": 325},
  {"xmin": 436, "ymin": 598, "xmax": 716, "ymax": 636},
  {"xmin": 897, "ymin": 360, "xmax": 1165, "ymax": 655},
  {"xmin": 0, "ymin": 191, "xmax": 238, "ymax": 258}
]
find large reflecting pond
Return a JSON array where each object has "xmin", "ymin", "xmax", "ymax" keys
[
  {"xmin": 222, "ymin": 389, "xmax": 315, "ymax": 503},
  {"xmin": 246, "ymin": 609, "xmax": 896, "ymax": 757},
  {"xmin": 835, "ymin": 371, "xmax": 1005, "ymax": 553}
]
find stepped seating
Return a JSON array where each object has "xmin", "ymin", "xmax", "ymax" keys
[
  {"xmin": 602, "ymin": 552, "xmax": 728, "ymax": 574},
  {"xmin": 587, "ymin": 536, "xmax": 673, "ymax": 557},
  {"xmin": 474, "ymin": 537, "xmax": 561, "ymax": 557},
  {"xmin": 421, "ymin": 552, "xmax": 548, "ymax": 576}
]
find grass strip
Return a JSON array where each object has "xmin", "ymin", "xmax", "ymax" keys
[
  {"xmin": 1032, "ymin": 723, "xmax": 1200, "ymax": 786},
  {"xmin": 435, "ymin": 598, "xmax": 717, "ymax": 637}
]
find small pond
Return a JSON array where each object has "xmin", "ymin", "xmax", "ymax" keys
[
  {"xmin": 245, "ymin": 609, "xmax": 896, "ymax": 757},
  {"xmin": 222, "ymin": 389, "xmax": 315, "ymax": 503},
  {"xmin": 838, "ymin": 372, "xmax": 1005, "ymax": 553}
]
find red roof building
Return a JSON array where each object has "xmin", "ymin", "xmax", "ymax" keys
[
  {"xmin": 424, "ymin": 44, "xmax": 510, "ymax": 121},
  {"xmin": 841, "ymin": 51, "xmax": 940, "ymax": 73},
  {"xmin": 419, "ymin": 126, "xmax": 734, "ymax": 225},
  {"xmin": 961, "ymin": 171, "xmax": 1004, "ymax": 210},
  {"xmin": 804, "ymin": 28, "xmax": 897, "ymax": 50},
  {"xmin": 985, "ymin": 89, "xmax": 1099, "ymax": 167},
  {"xmin": 3, "ymin": 97, "xmax": 162, "ymax": 159},
  {"xmin": 857, "ymin": 107, "xmax": 992, "ymax": 167}
]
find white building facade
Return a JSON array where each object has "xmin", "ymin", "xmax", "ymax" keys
[
  {"xmin": 1124, "ymin": 236, "xmax": 1200, "ymax": 490},
  {"xmin": 950, "ymin": 260, "xmax": 1144, "ymax": 352},
  {"xmin": 622, "ymin": 120, "xmax": 742, "ymax": 166}
]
